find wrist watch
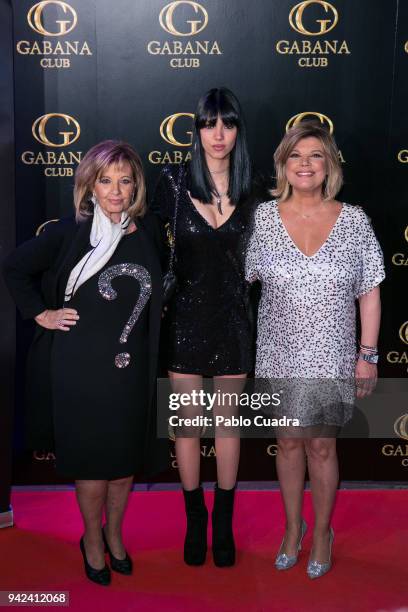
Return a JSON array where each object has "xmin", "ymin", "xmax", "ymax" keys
[{"xmin": 359, "ymin": 352, "xmax": 379, "ymax": 364}]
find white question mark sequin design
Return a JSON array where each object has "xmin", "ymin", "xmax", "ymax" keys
[{"xmin": 98, "ymin": 264, "xmax": 152, "ymax": 368}]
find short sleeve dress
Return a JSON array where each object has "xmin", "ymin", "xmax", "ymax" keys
[{"xmin": 245, "ymin": 201, "xmax": 385, "ymax": 427}]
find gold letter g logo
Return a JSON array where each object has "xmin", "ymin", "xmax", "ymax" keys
[
  {"xmin": 27, "ymin": 1, "xmax": 77, "ymax": 36},
  {"xmin": 289, "ymin": 1, "xmax": 338, "ymax": 36},
  {"xmin": 32, "ymin": 113, "xmax": 81, "ymax": 147},
  {"xmin": 394, "ymin": 414, "xmax": 408, "ymax": 441},
  {"xmin": 159, "ymin": 1, "xmax": 208, "ymax": 36},
  {"xmin": 399, "ymin": 321, "xmax": 408, "ymax": 346},
  {"xmin": 286, "ymin": 111, "xmax": 334, "ymax": 134},
  {"xmin": 160, "ymin": 113, "xmax": 194, "ymax": 147}
]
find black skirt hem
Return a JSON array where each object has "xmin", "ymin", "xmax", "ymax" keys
[
  {"xmin": 167, "ymin": 365, "xmax": 250, "ymax": 377},
  {"xmin": 55, "ymin": 466, "xmax": 136, "ymax": 481}
]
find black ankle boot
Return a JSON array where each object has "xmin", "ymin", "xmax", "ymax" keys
[
  {"xmin": 212, "ymin": 484, "xmax": 236, "ymax": 567},
  {"xmin": 183, "ymin": 487, "xmax": 208, "ymax": 566}
]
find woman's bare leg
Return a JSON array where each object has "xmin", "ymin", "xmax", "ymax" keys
[
  {"xmin": 213, "ymin": 374, "xmax": 247, "ymax": 489},
  {"xmin": 169, "ymin": 371, "xmax": 203, "ymax": 490},
  {"xmin": 275, "ymin": 438, "xmax": 306, "ymax": 556},
  {"xmin": 305, "ymin": 437, "xmax": 338, "ymax": 561}
]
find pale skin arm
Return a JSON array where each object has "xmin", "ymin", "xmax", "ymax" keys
[
  {"xmin": 35, "ymin": 308, "xmax": 79, "ymax": 331},
  {"xmin": 355, "ymin": 286, "xmax": 381, "ymax": 397}
]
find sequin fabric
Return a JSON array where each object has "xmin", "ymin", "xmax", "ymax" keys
[
  {"xmin": 98, "ymin": 263, "xmax": 152, "ymax": 368},
  {"xmin": 153, "ymin": 165, "xmax": 254, "ymax": 376},
  {"xmin": 245, "ymin": 201, "xmax": 385, "ymax": 427}
]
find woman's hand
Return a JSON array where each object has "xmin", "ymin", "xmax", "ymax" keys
[
  {"xmin": 34, "ymin": 308, "xmax": 79, "ymax": 331},
  {"xmin": 355, "ymin": 358, "xmax": 377, "ymax": 398}
]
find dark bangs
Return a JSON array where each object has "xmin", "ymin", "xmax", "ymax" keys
[
  {"xmin": 195, "ymin": 89, "xmax": 239, "ymax": 130},
  {"xmin": 190, "ymin": 87, "xmax": 251, "ymax": 205}
]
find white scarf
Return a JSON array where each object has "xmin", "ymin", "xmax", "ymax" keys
[{"xmin": 64, "ymin": 204, "xmax": 130, "ymax": 301}]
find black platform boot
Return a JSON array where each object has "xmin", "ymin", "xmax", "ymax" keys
[
  {"xmin": 183, "ymin": 487, "xmax": 208, "ymax": 566},
  {"xmin": 212, "ymin": 484, "xmax": 236, "ymax": 567}
]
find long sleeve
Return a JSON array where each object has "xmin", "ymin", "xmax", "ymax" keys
[
  {"xmin": 2, "ymin": 220, "xmax": 69, "ymax": 319},
  {"xmin": 149, "ymin": 165, "xmax": 181, "ymax": 270},
  {"xmin": 149, "ymin": 166, "xmax": 176, "ymax": 223}
]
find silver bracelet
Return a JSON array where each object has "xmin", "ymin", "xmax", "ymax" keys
[{"xmin": 359, "ymin": 343, "xmax": 378, "ymax": 353}]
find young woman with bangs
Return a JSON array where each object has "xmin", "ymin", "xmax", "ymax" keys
[{"xmin": 152, "ymin": 87, "xmax": 269, "ymax": 568}]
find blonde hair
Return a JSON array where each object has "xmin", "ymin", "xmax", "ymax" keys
[
  {"xmin": 271, "ymin": 121, "xmax": 343, "ymax": 202},
  {"xmin": 74, "ymin": 140, "xmax": 146, "ymax": 221}
]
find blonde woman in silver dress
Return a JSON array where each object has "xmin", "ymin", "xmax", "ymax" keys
[{"xmin": 246, "ymin": 121, "xmax": 384, "ymax": 578}]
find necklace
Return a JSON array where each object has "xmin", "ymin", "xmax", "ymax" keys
[
  {"xmin": 209, "ymin": 167, "xmax": 229, "ymax": 175},
  {"xmin": 291, "ymin": 202, "xmax": 325, "ymax": 219},
  {"xmin": 213, "ymin": 190, "xmax": 228, "ymax": 215}
]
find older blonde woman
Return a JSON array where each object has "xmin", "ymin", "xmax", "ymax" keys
[
  {"xmin": 246, "ymin": 122, "xmax": 385, "ymax": 578},
  {"xmin": 3, "ymin": 141, "xmax": 166, "ymax": 585}
]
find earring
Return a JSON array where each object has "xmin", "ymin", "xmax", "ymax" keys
[{"xmin": 91, "ymin": 192, "xmax": 98, "ymax": 206}]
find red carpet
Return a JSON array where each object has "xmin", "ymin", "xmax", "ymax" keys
[{"xmin": 0, "ymin": 490, "xmax": 407, "ymax": 611}]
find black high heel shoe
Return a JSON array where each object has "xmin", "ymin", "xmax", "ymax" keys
[
  {"xmin": 79, "ymin": 536, "xmax": 111, "ymax": 586},
  {"xmin": 102, "ymin": 526, "xmax": 133, "ymax": 575}
]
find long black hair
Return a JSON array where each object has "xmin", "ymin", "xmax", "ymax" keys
[{"xmin": 189, "ymin": 87, "xmax": 252, "ymax": 205}]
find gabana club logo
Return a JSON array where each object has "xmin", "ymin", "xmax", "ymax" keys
[
  {"xmin": 17, "ymin": 1, "xmax": 92, "ymax": 69},
  {"xmin": 21, "ymin": 113, "xmax": 82, "ymax": 177},
  {"xmin": 276, "ymin": 0, "xmax": 350, "ymax": 68},
  {"xmin": 391, "ymin": 227, "xmax": 408, "ymax": 266},
  {"xmin": 147, "ymin": 1, "xmax": 221, "ymax": 69},
  {"xmin": 149, "ymin": 113, "xmax": 194, "ymax": 164},
  {"xmin": 386, "ymin": 322, "xmax": 408, "ymax": 373}
]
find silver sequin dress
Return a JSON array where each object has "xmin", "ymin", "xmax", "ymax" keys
[{"xmin": 245, "ymin": 201, "xmax": 385, "ymax": 427}]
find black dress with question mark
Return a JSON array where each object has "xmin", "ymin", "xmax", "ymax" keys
[{"xmin": 51, "ymin": 230, "xmax": 153, "ymax": 479}]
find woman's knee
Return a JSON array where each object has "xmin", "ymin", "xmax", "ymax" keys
[
  {"xmin": 305, "ymin": 439, "xmax": 336, "ymax": 463},
  {"xmin": 277, "ymin": 438, "xmax": 304, "ymax": 457}
]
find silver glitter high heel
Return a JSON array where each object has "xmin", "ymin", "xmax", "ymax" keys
[
  {"xmin": 307, "ymin": 527, "xmax": 334, "ymax": 579},
  {"xmin": 275, "ymin": 519, "xmax": 307, "ymax": 570}
]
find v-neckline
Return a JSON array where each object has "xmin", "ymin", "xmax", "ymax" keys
[
  {"xmin": 186, "ymin": 191, "xmax": 238, "ymax": 231},
  {"xmin": 275, "ymin": 200, "xmax": 345, "ymax": 259}
]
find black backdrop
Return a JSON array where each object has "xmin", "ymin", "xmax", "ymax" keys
[
  {"xmin": 1, "ymin": 0, "xmax": 407, "ymax": 488},
  {"xmin": 0, "ymin": 0, "xmax": 15, "ymax": 514}
]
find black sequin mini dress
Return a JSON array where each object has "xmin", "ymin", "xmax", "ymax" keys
[{"xmin": 152, "ymin": 165, "xmax": 254, "ymax": 376}]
